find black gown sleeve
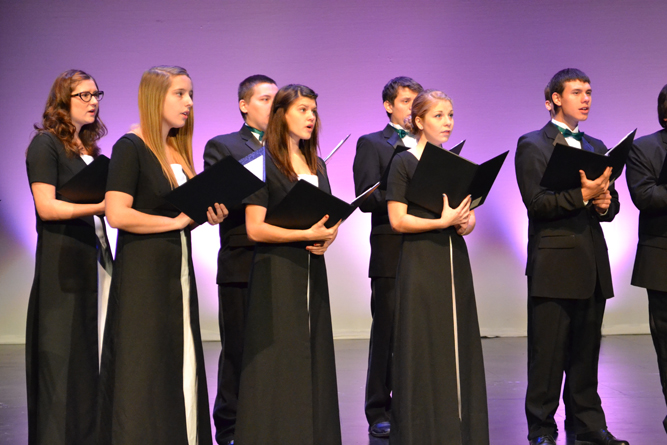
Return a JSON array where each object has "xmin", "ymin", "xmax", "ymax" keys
[
  {"xmin": 385, "ymin": 153, "xmax": 409, "ymax": 205},
  {"xmin": 26, "ymin": 132, "xmax": 59, "ymax": 186},
  {"xmin": 107, "ymin": 135, "xmax": 140, "ymax": 197}
]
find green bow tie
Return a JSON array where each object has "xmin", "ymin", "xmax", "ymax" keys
[
  {"xmin": 557, "ymin": 126, "xmax": 584, "ymax": 141},
  {"xmin": 247, "ymin": 125, "xmax": 264, "ymax": 142},
  {"xmin": 395, "ymin": 128, "xmax": 408, "ymax": 139}
]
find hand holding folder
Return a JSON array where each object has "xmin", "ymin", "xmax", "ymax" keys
[
  {"xmin": 164, "ymin": 151, "xmax": 265, "ymax": 225},
  {"xmin": 265, "ymin": 180, "xmax": 379, "ymax": 230},
  {"xmin": 57, "ymin": 155, "xmax": 110, "ymax": 203},
  {"xmin": 405, "ymin": 142, "xmax": 508, "ymax": 213},
  {"xmin": 540, "ymin": 129, "xmax": 636, "ymax": 191}
]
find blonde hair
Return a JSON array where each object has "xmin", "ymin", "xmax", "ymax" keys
[
  {"xmin": 138, "ymin": 66, "xmax": 195, "ymax": 188},
  {"xmin": 403, "ymin": 89, "xmax": 452, "ymax": 137}
]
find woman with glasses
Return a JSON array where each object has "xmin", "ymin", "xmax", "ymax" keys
[
  {"xmin": 98, "ymin": 66, "xmax": 225, "ymax": 445},
  {"xmin": 25, "ymin": 69, "xmax": 112, "ymax": 445}
]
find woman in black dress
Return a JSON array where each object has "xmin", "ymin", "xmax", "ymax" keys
[
  {"xmin": 99, "ymin": 66, "xmax": 226, "ymax": 445},
  {"xmin": 386, "ymin": 90, "xmax": 489, "ymax": 444},
  {"xmin": 25, "ymin": 69, "xmax": 112, "ymax": 445},
  {"xmin": 234, "ymin": 84, "xmax": 342, "ymax": 445}
]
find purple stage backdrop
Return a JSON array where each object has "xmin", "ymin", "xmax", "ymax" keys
[{"xmin": 1, "ymin": 0, "xmax": 665, "ymax": 342}]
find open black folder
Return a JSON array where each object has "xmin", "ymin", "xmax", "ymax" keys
[
  {"xmin": 164, "ymin": 155, "xmax": 265, "ymax": 225},
  {"xmin": 265, "ymin": 181, "xmax": 379, "ymax": 230},
  {"xmin": 540, "ymin": 129, "xmax": 637, "ymax": 191},
  {"xmin": 379, "ymin": 140, "xmax": 465, "ymax": 190},
  {"xmin": 405, "ymin": 142, "xmax": 508, "ymax": 212},
  {"xmin": 57, "ymin": 155, "xmax": 110, "ymax": 203}
]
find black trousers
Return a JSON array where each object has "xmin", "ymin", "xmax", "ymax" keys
[
  {"xmin": 525, "ymin": 283, "xmax": 607, "ymax": 440},
  {"xmin": 647, "ymin": 289, "xmax": 667, "ymax": 433},
  {"xmin": 213, "ymin": 283, "xmax": 249, "ymax": 444},
  {"xmin": 365, "ymin": 277, "xmax": 396, "ymax": 426}
]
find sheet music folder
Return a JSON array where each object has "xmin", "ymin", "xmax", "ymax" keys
[
  {"xmin": 265, "ymin": 181, "xmax": 379, "ymax": 230},
  {"xmin": 57, "ymin": 155, "xmax": 110, "ymax": 203},
  {"xmin": 405, "ymin": 142, "xmax": 508, "ymax": 212},
  {"xmin": 540, "ymin": 129, "xmax": 636, "ymax": 191},
  {"xmin": 164, "ymin": 155, "xmax": 265, "ymax": 225},
  {"xmin": 379, "ymin": 140, "xmax": 464, "ymax": 190}
]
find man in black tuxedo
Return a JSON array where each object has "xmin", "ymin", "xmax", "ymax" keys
[
  {"xmin": 515, "ymin": 68, "xmax": 628, "ymax": 445},
  {"xmin": 352, "ymin": 76, "xmax": 423, "ymax": 438},
  {"xmin": 626, "ymin": 83, "xmax": 667, "ymax": 435},
  {"xmin": 203, "ymin": 74, "xmax": 278, "ymax": 445}
]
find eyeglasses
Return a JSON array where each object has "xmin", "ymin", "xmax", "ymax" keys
[{"xmin": 71, "ymin": 91, "xmax": 105, "ymax": 102}]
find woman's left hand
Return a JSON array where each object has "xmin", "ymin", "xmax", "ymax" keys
[
  {"xmin": 306, "ymin": 220, "xmax": 340, "ymax": 255},
  {"xmin": 455, "ymin": 209, "xmax": 476, "ymax": 236},
  {"xmin": 207, "ymin": 203, "xmax": 229, "ymax": 225}
]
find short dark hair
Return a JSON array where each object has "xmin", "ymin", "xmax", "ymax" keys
[
  {"xmin": 548, "ymin": 68, "xmax": 591, "ymax": 114},
  {"xmin": 544, "ymin": 84, "xmax": 554, "ymax": 116},
  {"xmin": 658, "ymin": 84, "xmax": 667, "ymax": 129},
  {"xmin": 382, "ymin": 76, "xmax": 423, "ymax": 118},
  {"xmin": 238, "ymin": 74, "xmax": 276, "ymax": 119}
]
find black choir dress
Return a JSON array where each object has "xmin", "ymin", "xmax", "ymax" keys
[
  {"xmin": 234, "ymin": 155, "xmax": 342, "ymax": 445},
  {"xmin": 386, "ymin": 151, "xmax": 489, "ymax": 445},
  {"xmin": 25, "ymin": 131, "xmax": 112, "ymax": 445},
  {"xmin": 98, "ymin": 133, "xmax": 212, "ymax": 445}
]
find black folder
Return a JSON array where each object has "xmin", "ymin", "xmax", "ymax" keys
[
  {"xmin": 379, "ymin": 140, "xmax": 465, "ymax": 190},
  {"xmin": 265, "ymin": 180, "xmax": 379, "ymax": 230},
  {"xmin": 324, "ymin": 134, "xmax": 351, "ymax": 164},
  {"xmin": 164, "ymin": 156, "xmax": 265, "ymax": 225},
  {"xmin": 449, "ymin": 139, "xmax": 465, "ymax": 156},
  {"xmin": 405, "ymin": 142, "xmax": 508, "ymax": 212},
  {"xmin": 57, "ymin": 155, "xmax": 110, "ymax": 203},
  {"xmin": 540, "ymin": 129, "xmax": 636, "ymax": 191}
]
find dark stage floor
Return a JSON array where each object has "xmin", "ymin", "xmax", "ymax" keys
[{"xmin": 0, "ymin": 336, "xmax": 664, "ymax": 444}]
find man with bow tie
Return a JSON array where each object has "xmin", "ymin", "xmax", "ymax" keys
[
  {"xmin": 352, "ymin": 76, "xmax": 423, "ymax": 438},
  {"xmin": 203, "ymin": 74, "xmax": 278, "ymax": 445},
  {"xmin": 515, "ymin": 69, "xmax": 628, "ymax": 445}
]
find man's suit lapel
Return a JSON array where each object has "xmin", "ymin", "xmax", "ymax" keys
[
  {"xmin": 660, "ymin": 129, "xmax": 667, "ymax": 148},
  {"xmin": 546, "ymin": 121, "xmax": 597, "ymax": 153},
  {"xmin": 239, "ymin": 124, "xmax": 262, "ymax": 152},
  {"xmin": 544, "ymin": 121, "xmax": 568, "ymax": 147},
  {"xmin": 580, "ymin": 137, "xmax": 596, "ymax": 153},
  {"xmin": 382, "ymin": 124, "xmax": 405, "ymax": 150}
]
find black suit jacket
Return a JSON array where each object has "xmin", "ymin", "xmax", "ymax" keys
[
  {"xmin": 626, "ymin": 129, "xmax": 667, "ymax": 292},
  {"xmin": 203, "ymin": 125, "xmax": 262, "ymax": 284},
  {"xmin": 353, "ymin": 124, "xmax": 404, "ymax": 278},
  {"xmin": 515, "ymin": 122, "xmax": 619, "ymax": 300}
]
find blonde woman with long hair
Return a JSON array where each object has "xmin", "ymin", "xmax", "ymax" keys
[
  {"xmin": 386, "ymin": 90, "xmax": 488, "ymax": 445},
  {"xmin": 99, "ymin": 66, "xmax": 225, "ymax": 445}
]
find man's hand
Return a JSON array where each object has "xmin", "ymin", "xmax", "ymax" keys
[
  {"xmin": 580, "ymin": 166, "xmax": 612, "ymax": 202},
  {"xmin": 592, "ymin": 190, "xmax": 612, "ymax": 214}
]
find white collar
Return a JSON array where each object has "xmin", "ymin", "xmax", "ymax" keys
[{"xmin": 551, "ymin": 118, "xmax": 580, "ymax": 133}]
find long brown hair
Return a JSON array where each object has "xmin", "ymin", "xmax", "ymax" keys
[
  {"xmin": 263, "ymin": 84, "xmax": 322, "ymax": 181},
  {"xmin": 137, "ymin": 66, "xmax": 195, "ymax": 188},
  {"xmin": 34, "ymin": 69, "xmax": 107, "ymax": 157},
  {"xmin": 403, "ymin": 89, "xmax": 452, "ymax": 138}
]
